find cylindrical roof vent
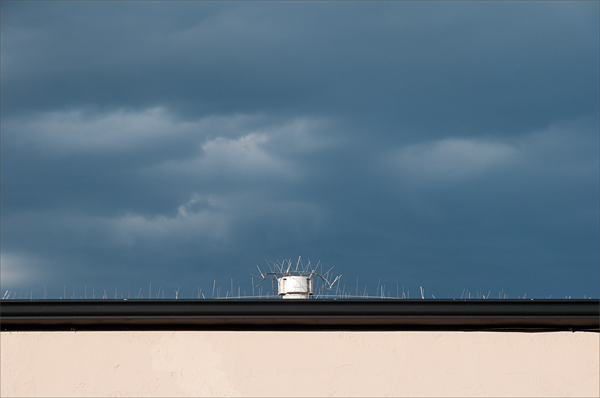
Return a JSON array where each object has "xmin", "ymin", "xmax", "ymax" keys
[{"xmin": 277, "ymin": 276, "xmax": 313, "ymax": 299}]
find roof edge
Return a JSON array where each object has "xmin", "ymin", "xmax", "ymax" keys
[{"xmin": 2, "ymin": 299, "xmax": 598, "ymax": 332}]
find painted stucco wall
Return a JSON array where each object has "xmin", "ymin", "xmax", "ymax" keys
[{"xmin": 1, "ymin": 331, "xmax": 598, "ymax": 397}]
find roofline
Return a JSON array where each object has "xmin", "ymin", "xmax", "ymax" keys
[{"xmin": 1, "ymin": 299, "xmax": 598, "ymax": 332}]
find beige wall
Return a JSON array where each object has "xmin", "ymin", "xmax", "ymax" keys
[{"xmin": 1, "ymin": 331, "xmax": 598, "ymax": 397}]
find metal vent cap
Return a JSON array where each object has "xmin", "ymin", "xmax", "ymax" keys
[{"xmin": 277, "ymin": 276, "xmax": 313, "ymax": 299}]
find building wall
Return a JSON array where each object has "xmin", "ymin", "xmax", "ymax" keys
[{"xmin": 1, "ymin": 331, "xmax": 598, "ymax": 397}]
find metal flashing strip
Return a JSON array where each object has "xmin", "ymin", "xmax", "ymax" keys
[{"xmin": 1, "ymin": 299, "xmax": 598, "ymax": 331}]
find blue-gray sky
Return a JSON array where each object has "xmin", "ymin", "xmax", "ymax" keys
[{"xmin": 1, "ymin": 1, "xmax": 598, "ymax": 299}]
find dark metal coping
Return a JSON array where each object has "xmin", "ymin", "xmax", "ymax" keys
[{"xmin": 1, "ymin": 299, "xmax": 598, "ymax": 332}]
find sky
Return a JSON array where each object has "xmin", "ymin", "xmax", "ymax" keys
[{"xmin": 1, "ymin": 1, "xmax": 598, "ymax": 299}]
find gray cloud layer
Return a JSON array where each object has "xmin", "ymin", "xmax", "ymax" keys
[{"xmin": 1, "ymin": 1, "xmax": 598, "ymax": 298}]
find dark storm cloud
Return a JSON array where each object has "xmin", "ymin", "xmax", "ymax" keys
[
  {"xmin": 3, "ymin": 2, "xmax": 597, "ymax": 134},
  {"xmin": 1, "ymin": 1, "xmax": 598, "ymax": 298}
]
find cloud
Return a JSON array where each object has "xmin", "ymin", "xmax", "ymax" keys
[
  {"xmin": 111, "ymin": 190, "xmax": 326, "ymax": 247},
  {"xmin": 1, "ymin": 2, "xmax": 597, "ymax": 297},
  {"xmin": 514, "ymin": 118, "xmax": 599, "ymax": 177},
  {"xmin": 388, "ymin": 138, "xmax": 518, "ymax": 183},
  {"xmin": 0, "ymin": 252, "xmax": 43, "ymax": 288},
  {"xmin": 199, "ymin": 133, "xmax": 287, "ymax": 177},
  {"xmin": 3, "ymin": 107, "xmax": 194, "ymax": 155},
  {"xmin": 3, "ymin": 2, "xmax": 597, "ymax": 137},
  {"xmin": 385, "ymin": 115, "xmax": 599, "ymax": 187},
  {"xmin": 3, "ymin": 105, "xmax": 332, "ymax": 160},
  {"xmin": 142, "ymin": 114, "xmax": 333, "ymax": 185},
  {"xmin": 112, "ymin": 205, "xmax": 230, "ymax": 246}
]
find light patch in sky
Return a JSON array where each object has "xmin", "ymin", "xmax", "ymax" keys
[
  {"xmin": 111, "ymin": 191, "xmax": 326, "ymax": 247},
  {"xmin": 114, "ymin": 196, "xmax": 231, "ymax": 245},
  {"xmin": 199, "ymin": 133, "xmax": 288, "ymax": 177},
  {"xmin": 0, "ymin": 252, "xmax": 43, "ymax": 288},
  {"xmin": 390, "ymin": 138, "xmax": 519, "ymax": 183},
  {"xmin": 146, "ymin": 115, "xmax": 331, "ymax": 182},
  {"xmin": 3, "ymin": 107, "xmax": 198, "ymax": 154},
  {"xmin": 257, "ymin": 117, "xmax": 336, "ymax": 154},
  {"xmin": 513, "ymin": 119, "xmax": 599, "ymax": 176}
]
